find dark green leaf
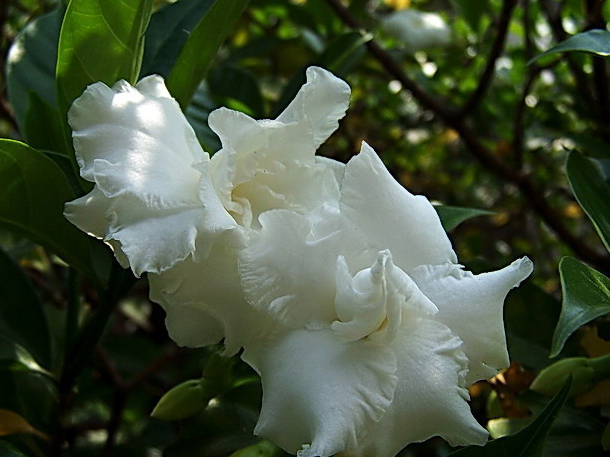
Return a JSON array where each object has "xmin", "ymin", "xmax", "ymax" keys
[
  {"xmin": 166, "ymin": 0, "xmax": 250, "ymax": 109},
  {"xmin": 530, "ymin": 29, "xmax": 610, "ymax": 64},
  {"xmin": 23, "ymin": 92, "xmax": 68, "ymax": 155},
  {"xmin": 208, "ymin": 64, "xmax": 264, "ymax": 117},
  {"xmin": 0, "ymin": 441, "xmax": 28, "ymax": 457},
  {"xmin": 434, "ymin": 205, "xmax": 495, "ymax": 232},
  {"xmin": 56, "ymin": 0, "xmax": 154, "ymax": 117},
  {"xmin": 551, "ymin": 257, "xmax": 610, "ymax": 357},
  {"xmin": 141, "ymin": 0, "xmax": 215, "ymax": 78},
  {"xmin": 566, "ymin": 151, "xmax": 610, "ymax": 253},
  {"xmin": 0, "ymin": 249, "xmax": 51, "ymax": 369},
  {"xmin": 448, "ymin": 377, "xmax": 571, "ymax": 456},
  {"xmin": 6, "ymin": 8, "xmax": 62, "ymax": 129},
  {"xmin": 316, "ymin": 31, "xmax": 370, "ymax": 76},
  {"xmin": 0, "ymin": 140, "xmax": 97, "ymax": 281}
]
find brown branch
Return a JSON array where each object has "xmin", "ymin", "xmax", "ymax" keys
[
  {"xmin": 461, "ymin": 0, "xmax": 518, "ymax": 115},
  {"xmin": 324, "ymin": 0, "xmax": 609, "ymax": 271}
]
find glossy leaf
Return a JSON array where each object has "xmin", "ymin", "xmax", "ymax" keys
[
  {"xmin": 0, "ymin": 249, "xmax": 51, "ymax": 369},
  {"xmin": 5, "ymin": 8, "xmax": 62, "ymax": 129},
  {"xmin": 0, "ymin": 140, "xmax": 97, "ymax": 280},
  {"xmin": 566, "ymin": 151, "xmax": 610, "ymax": 253},
  {"xmin": 434, "ymin": 205, "xmax": 495, "ymax": 232},
  {"xmin": 141, "ymin": 0, "xmax": 215, "ymax": 78},
  {"xmin": 531, "ymin": 29, "xmax": 610, "ymax": 64},
  {"xmin": 448, "ymin": 377, "xmax": 571, "ymax": 456},
  {"xmin": 208, "ymin": 64, "xmax": 264, "ymax": 117},
  {"xmin": 23, "ymin": 92, "xmax": 68, "ymax": 155},
  {"xmin": 551, "ymin": 257, "xmax": 610, "ymax": 357},
  {"xmin": 56, "ymin": 0, "xmax": 153, "ymax": 117},
  {"xmin": 166, "ymin": 0, "xmax": 250, "ymax": 109}
]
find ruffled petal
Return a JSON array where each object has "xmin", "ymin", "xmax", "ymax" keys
[
  {"xmin": 276, "ymin": 66, "xmax": 351, "ymax": 149},
  {"xmin": 340, "ymin": 142, "xmax": 457, "ymax": 272},
  {"xmin": 160, "ymin": 303, "xmax": 225, "ymax": 348},
  {"xmin": 332, "ymin": 251, "xmax": 437, "ymax": 344},
  {"xmin": 242, "ymin": 328, "xmax": 397, "ymax": 456},
  {"xmin": 343, "ymin": 317, "xmax": 488, "ymax": 457},
  {"xmin": 149, "ymin": 236, "xmax": 275, "ymax": 355},
  {"xmin": 411, "ymin": 257, "xmax": 534, "ymax": 383},
  {"xmin": 69, "ymin": 76, "xmax": 205, "ymax": 208},
  {"xmin": 239, "ymin": 208, "xmax": 370, "ymax": 328}
]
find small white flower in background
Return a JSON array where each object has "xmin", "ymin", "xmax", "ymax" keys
[
  {"xmin": 65, "ymin": 66, "xmax": 533, "ymax": 457},
  {"xmin": 381, "ymin": 9, "xmax": 451, "ymax": 51}
]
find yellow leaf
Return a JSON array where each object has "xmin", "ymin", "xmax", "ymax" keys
[{"xmin": 0, "ymin": 409, "xmax": 49, "ymax": 441}]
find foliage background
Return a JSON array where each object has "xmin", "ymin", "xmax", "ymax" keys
[{"xmin": 0, "ymin": 0, "xmax": 609, "ymax": 456}]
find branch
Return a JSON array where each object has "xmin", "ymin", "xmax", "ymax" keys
[
  {"xmin": 461, "ymin": 0, "xmax": 518, "ymax": 115},
  {"xmin": 324, "ymin": 0, "xmax": 609, "ymax": 271}
]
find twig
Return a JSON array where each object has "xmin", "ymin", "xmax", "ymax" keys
[{"xmin": 461, "ymin": 0, "xmax": 518, "ymax": 115}]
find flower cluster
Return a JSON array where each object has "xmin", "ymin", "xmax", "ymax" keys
[{"xmin": 65, "ymin": 67, "xmax": 532, "ymax": 457}]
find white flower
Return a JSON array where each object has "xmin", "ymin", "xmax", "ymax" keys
[
  {"xmin": 64, "ymin": 66, "xmax": 533, "ymax": 456},
  {"xmin": 64, "ymin": 67, "xmax": 350, "ymax": 354},
  {"xmin": 381, "ymin": 9, "xmax": 451, "ymax": 51},
  {"xmin": 239, "ymin": 142, "xmax": 533, "ymax": 456}
]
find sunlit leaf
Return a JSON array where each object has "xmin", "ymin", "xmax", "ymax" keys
[
  {"xmin": 551, "ymin": 257, "xmax": 610, "ymax": 357},
  {"xmin": 166, "ymin": 0, "xmax": 250, "ymax": 109},
  {"xmin": 56, "ymin": 0, "xmax": 154, "ymax": 117},
  {"xmin": 434, "ymin": 205, "xmax": 495, "ymax": 232},
  {"xmin": 566, "ymin": 151, "xmax": 610, "ymax": 253},
  {"xmin": 448, "ymin": 378, "xmax": 571, "ymax": 456},
  {"xmin": 0, "ymin": 140, "xmax": 98, "ymax": 281},
  {"xmin": 531, "ymin": 29, "xmax": 610, "ymax": 64},
  {"xmin": 0, "ymin": 249, "xmax": 51, "ymax": 369},
  {"xmin": 6, "ymin": 8, "xmax": 62, "ymax": 129}
]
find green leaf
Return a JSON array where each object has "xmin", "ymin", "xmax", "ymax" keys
[
  {"xmin": 0, "ymin": 249, "xmax": 51, "ymax": 369},
  {"xmin": 530, "ymin": 29, "xmax": 610, "ymax": 64},
  {"xmin": 23, "ymin": 92, "xmax": 67, "ymax": 155},
  {"xmin": 434, "ymin": 205, "xmax": 495, "ymax": 232},
  {"xmin": 208, "ymin": 64, "xmax": 264, "ymax": 117},
  {"xmin": 316, "ymin": 31, "xmax": 370, "ymax": 76},
  {"xmin": 166, "ymin": 0, "xmax": 250, "ymax": 109},
  {"xmin": 566, "ymin": 151, "xmax": 610, "ymax": 253},
  {"xmin": 0, "ymin": 441, "xmax": 29, "ymax": 457},
  {"xmin": 0, "ymin": 140, "xmax": 98, "ymax": 281},
  {"xmin": 141, "ymin": 0, "xmax": 215, "ymax": 78},
  {"xmin": 551, "ymin": 257, "xmax": 610, "ymax": 357},
  {"xmin": 56, "ymin": 0, "xmax": 154, "ymax": 117},
  {"xmin": 448, "ymin": 377, "xmax": 571, "ymax": 456},
  {"xmin": 6, "ymin": 8, "xmax": 62, "ymax": 129},
  {"xmin": 449, "ymin": 0, "xmax": 491, "ymax": 31}
]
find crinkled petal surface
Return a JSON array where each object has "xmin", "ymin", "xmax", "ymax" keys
[
  {"xmin": 242, "ymin": 329, "xmax": 397, "ymax": 457},
  {"xmin": 341, "ymin": 142, "xmax": 457, "ymax": 272},
  {"xmin": 149, "ymin": 234, "xmax": 274, "ymax": 355},
  {"xmin": 65, "ymin": 76, "xmax": 235, "ymax": 275},
  {"xmin": 411, "ymin": 257, "xmax": 534, "ymax": 383},
  {"xmin": 342, "ymin": 317, "xmax": 488, "ymax": 457},
  {"xmin": 239, "ymin": 208, "xmax": 370, "ymax": 328}
]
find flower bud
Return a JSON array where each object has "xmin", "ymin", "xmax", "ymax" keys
[{"xmin": 151, "ymin": 379, "xmax": 208, "ymax": 421}]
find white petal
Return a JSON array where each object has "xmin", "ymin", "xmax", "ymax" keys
[
  {"xmin": 345, "ymin": 317, "xmax": 488, "ymax": 457},
  {"xmin": 239, "ymin": 209, "xmax": 369, "ymax": 328},
  {"xmin": 160, "ymin": 303, "xmax": 225, "ymax": 348},
  {"xmin": 411, "ymin": 257, "xmax": 534, "ymax": 383},
  {"xmin": 69, "ymin": 76, "xmax": 205, "ymax": 208},
  {"xmin": 65, "ymin": 188, "xmax": 202, "ymax": 276},
  {"xmin": 340, "ymin": 142, "xmax": 457, "ymax": 272},
  {"xmin": 242, "ymin": 329, "xmax": 397, "ymax": 456},
  {"xmin": 332, "ymin": 251, "xmax": 437, "ymax": 343},
  {"xmin": 149, "ymin": 238, "xmax": 275, "ymax": 355},
  {"xmin": 276, "ymin": 67, "xmax": 351, "ymax": 149}
]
